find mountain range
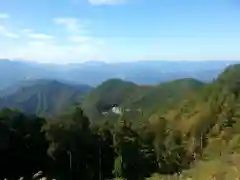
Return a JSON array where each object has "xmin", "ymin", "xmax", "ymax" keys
[
  {"xmin": 0, "ymin": 59, "xmax": 239, "ymax": 121},
  {"xmin": 0, "ymin": 59, "xmax": 237, "ymax": 90}
]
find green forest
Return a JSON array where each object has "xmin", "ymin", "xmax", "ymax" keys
[{"xmin": 0, "ymin": 64, "xmax": 240, "ymax": 180}]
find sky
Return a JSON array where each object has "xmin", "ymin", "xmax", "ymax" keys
[{"xmin": 0, "ymin": 0, "xmax": 240, "ymax": 64}]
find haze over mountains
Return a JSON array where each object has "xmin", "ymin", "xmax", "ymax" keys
[
  {"xmin": 0, "ymin": 59, "xmax": 237, "ymax": 90},
  {"xmin": 0, "ymin": 58, "xmax": 239, "ymax": 119}
]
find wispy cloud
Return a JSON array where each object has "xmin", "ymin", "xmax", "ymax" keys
[
  {"xmin": 28, "ymin": 41, "xmax": 47, "ymax": 46},
  {"xmin": 68, "ymin": 35, "xmax": 92, "ymax": 42},
  {"xmin": 21, "ymin": 29, "xmax": 33, "ymax": 34},
  {"xmin": 0, "ymin": 13, "xmax": 9, "ymax": 19},
  {"xmin": 0, "ymin": 14, "xmax": 107, "ymax": 63},
  {"xmin": 28, "ymin": 33, "xmax": 54, "ymax": 40},
  {"xmin": 0, "ymin": 40, "xmax": 107, "ymax": 63},
  {"xmin": 88, "ymin": 0, "xmax": 125, "ymax": 5},
  {"xmin": 0, "ymin": 25, "xmax": 19, "ymax": 38},
  {"xmin": 53, "ymin": 17, "xmax": 89, "ymax": 34},
  {"xmin": 5, "ymin": 32, "xmax": 19, "ymax": 38},
  {"xmin": 21, "ymin": 29, "xmax": 54, "ymax": 40}
]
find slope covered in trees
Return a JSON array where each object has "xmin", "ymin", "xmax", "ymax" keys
[
  {"xmin": 0, "ymin": 80, "xmax": 92, "ymax": 117},
  {"xmin": 148, "ymin": 64, "xmax": 240, "ymax": 179},
  {"xmin": 81, "ymin": 77, "xmax": 205, "ymax": 123},
  {"xmin": 0, "ymin": 64, "xmax": 239, "ymax": 179},
  {"xmin": 161, "ymin": 64, "xmax": 240, "ymax": 135}
]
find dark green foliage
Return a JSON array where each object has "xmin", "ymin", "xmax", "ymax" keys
[
  {"xmin": 0, "ymin": 108, "xmax": 49, "ymax": 179},
  {"xmin": 43, "ymin": 107, "xmax": 93, "ymax": 179},
  {"xmin": 114, "ymin": 119, "xmax": 143, "ymax": 179},
  {"xmin": 42, "ymin": 107, "xmax": 116, "ymax": 180},
  {"xmin": 94, "ymin": 122, "xmax": 115, "ymax": 180},
  {"xmin": 0, "ymin": 107, "xmax": 192, "ymax": 179}
]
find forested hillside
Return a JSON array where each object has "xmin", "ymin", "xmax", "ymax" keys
[
  {"xmin": 82, "ymin": 78, "xmax": 205, "ymax": 124},
  {"xmin": 0, "ymin": 64, "xmax": 239, "ymax": 179},
  {"xmin": 0, "ymin": 80, "xmax": 92, "ymax": 117}
]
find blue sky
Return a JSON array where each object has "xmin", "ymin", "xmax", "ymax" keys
[{"xmin": 0, "ymin": 0, "xmax": 240, "ymax": 63}]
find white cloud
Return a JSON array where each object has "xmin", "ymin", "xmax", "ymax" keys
[
  {"xmin": 88, "ymin": 0, "xmax": 125, "ymax": 5},
  {"xmin": 0, "ymin": 13, "xmax": 9, "ymax": 19},
  {"xmin": 28, "ymin": 33, "xmax": 54, "ymax": 40},
  {"xmin": 5, "ymin": 32, "xmax": 19, "ymax": 38},
  {"xmin": 53, "ymin": 17, "xmax": 88, "ymax": 34},
  {"xmin": 28, "ymin": 41, "xmax": 48, "ymax": 46},
  {"xmin": 68, "ymin": 36, "xmax": 92, "ymax": 42},
  {"xmin": 21, "ymin": 29, "xmax": 54, "ymax": 40},
  {"xmin": 21, "ymin": 29, "xmax": 33, "ymax": 34},
  {"xmin": 0, "ymin": 39, "xmax": 107, "ymax": 64},
  {"xmin": 0, "ymin": 15, "xmax": 107, "ymax": 63},
  {"xmin": 0, "ymin": 25, "xmax": 19, "ymax": 38}
]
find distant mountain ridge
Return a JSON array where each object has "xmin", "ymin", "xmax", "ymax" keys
[
  {"xmin": 0, "ymin": 59, "xmax": 238, "ymax": 89},
  {"xmin": 0, "ymin": 79, "xmax": 88, "ymax": 97}
]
